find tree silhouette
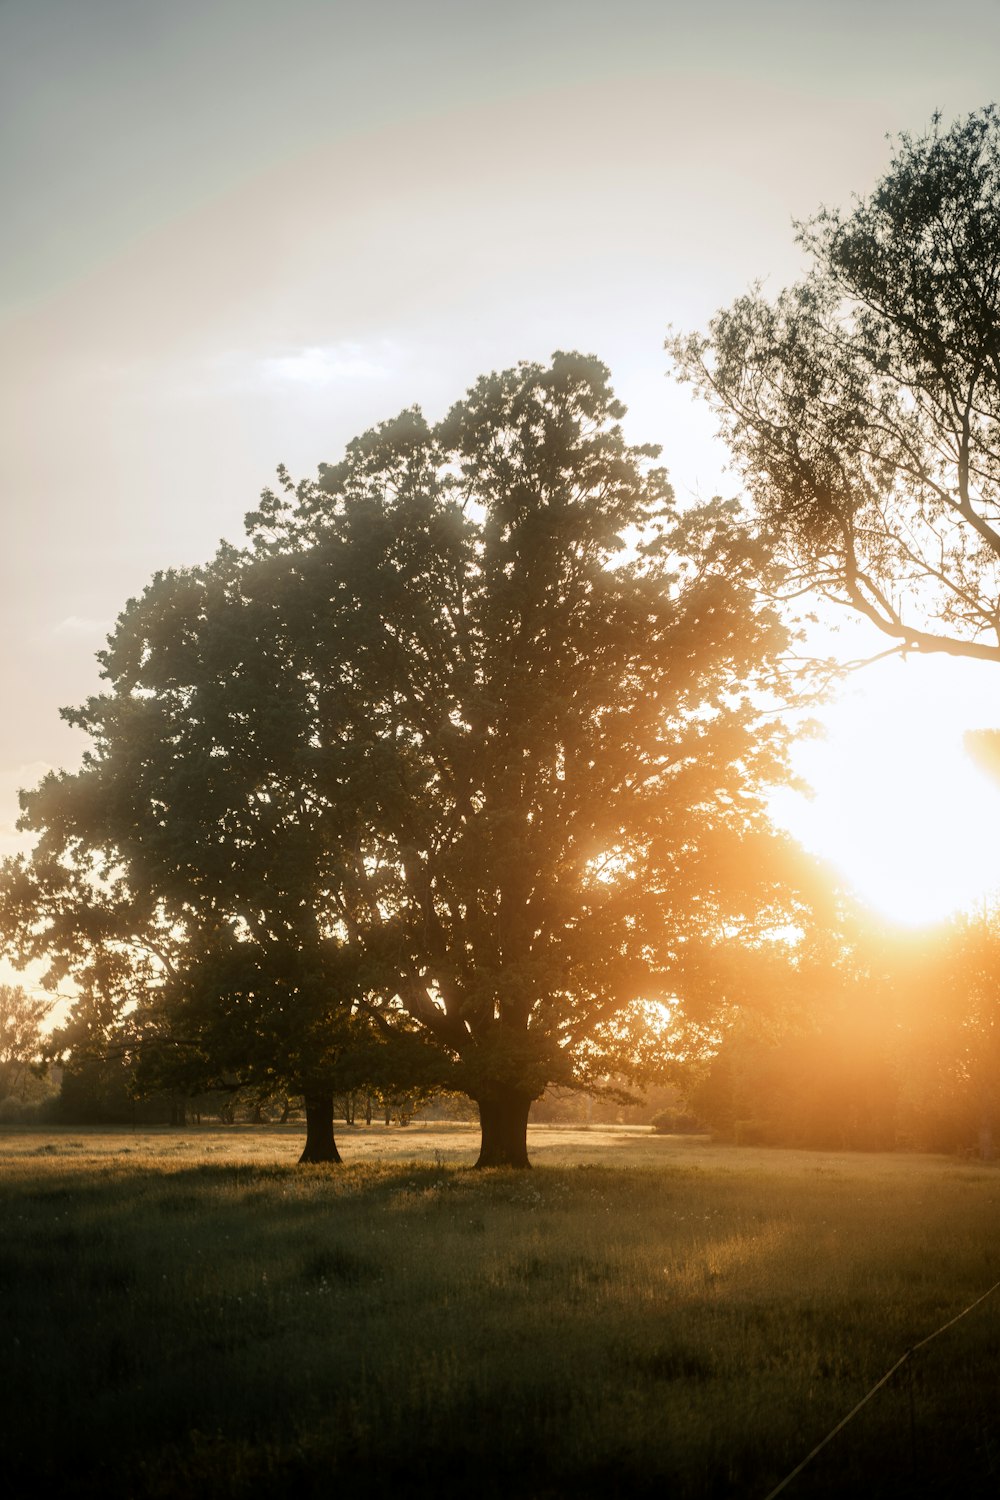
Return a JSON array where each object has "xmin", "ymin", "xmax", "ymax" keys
[
  {"xmin": 1, "ymin": 353, "xmax": 810, "ymax": 1167},
  {"xmin": 670, "ymin": 107, "xmax": 1000, "ymax": 664},
  {"xmin": 240, "ymin": 352, "xmax": 808, "ymax": 1165},
  {"xmin": 0, "ymin": 552, "xmax": 440, "ymax": 1162}
]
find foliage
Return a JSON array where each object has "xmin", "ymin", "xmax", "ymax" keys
[
  {"xmin": 684, "ymin": 908, "xmax": 1000, "ymax": 1156},
  {"xmin": 894, "ymin": 914, "xmax": 1000, "ymax": 1155},
  {"xmin": 0, "ymin": 352, "xmax": 817, "ymax": 1167},
  {"xmin": 0, "ymin": 982, "xmax": 51, "ymax": 1103},
  {"xmin": 0, "ymin": 554, "xmax": 446, "ymax": 1139},
  {"xmin": 239, "ymin": 351, "xmax": 814, "ymax": 1163},
  {"xmin": 691, "ymin": 1014, "xmax": 900, "ymax": 1151},
  {"xmin": 670, "ymin": 106, "xmax": 1000, "ymax": 664}
]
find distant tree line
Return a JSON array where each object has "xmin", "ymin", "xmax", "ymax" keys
[{"xmin": 687, "ymin": 913, "xmax": 1000, "ymax": 1156}]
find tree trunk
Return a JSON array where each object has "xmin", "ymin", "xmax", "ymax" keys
[
  {"xmin": 475, "ymin": 1091, "xmax": 533, "ymax": 1169},
  {"xmin": 299, "ymin": 1093, "xmax": 342, "ymax": 1164}
]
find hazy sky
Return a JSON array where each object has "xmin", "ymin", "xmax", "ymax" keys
[{"xmin": 4, "ymin": 0, "xmax": 1000, "ymax": 920}]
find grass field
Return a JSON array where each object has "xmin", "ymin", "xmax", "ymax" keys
[{"xmin": 2, "ymin": 1123, "xmax": 998, "ymax": 1498}]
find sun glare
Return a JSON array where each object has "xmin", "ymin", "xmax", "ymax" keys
[{"xmin": 770, "ymin": 653, "xmax": 1000, "ymax": 927}]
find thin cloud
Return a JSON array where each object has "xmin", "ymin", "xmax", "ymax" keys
[
  {"xmin": 50, "ymin": 616, "xmax": 111, "ymax": 637},
  {"xmin": 257, "ymin": 340, "xmax": 399, "ymax": 386}
]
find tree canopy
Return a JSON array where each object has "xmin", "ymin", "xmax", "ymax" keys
[
  {"xmin": 1, "ymin": 352, "xmax": 813, "ymax": 1166},
  {"xmin": 669, "ymin": 106, "xmax": 1000, "ymax": 664}
]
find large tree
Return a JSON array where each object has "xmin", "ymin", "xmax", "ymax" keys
[
  {"xmin": 239, "ymin": 352, "xmax": 809, "ymax": 1165},
  {"xmin": 669, "ymin": 106, "xmax": 1000, "ymax": 664},
  {"xmin": 2, "ymin": 353, "xmax": 811, "ymax": 1167}
]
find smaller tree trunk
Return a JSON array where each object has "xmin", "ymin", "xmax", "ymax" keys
[
  {"xmin": 475, "ymin": 1090, "xmax": 533, "ymax": 1169},
  {"xmin": 299, "ymin": 1093, "xmax": 342, "ymax": 1164}
]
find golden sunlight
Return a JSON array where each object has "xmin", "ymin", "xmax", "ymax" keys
[{"xmin": 771, "ymin": 653, "xmax": 1000, "ymax": 927}]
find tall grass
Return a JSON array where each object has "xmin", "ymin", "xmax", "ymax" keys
[{"xmin": 1, "ymin": 1126, "xmax": 998, "ymax": 1497}]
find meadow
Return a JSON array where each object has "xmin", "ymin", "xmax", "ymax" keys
[{"xmin": 1, "ymin": 1123, "xmax": 998, "ymax": 1498}]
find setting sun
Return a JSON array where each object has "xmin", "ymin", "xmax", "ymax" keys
[{"xmin": 771, "ymin": 652, "xmax": 1000, "ymax": 926}]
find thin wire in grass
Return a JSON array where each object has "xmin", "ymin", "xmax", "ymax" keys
[{"xmin": 762, "ymin": 1277, "xmax": 1000, "ymax": 1500}]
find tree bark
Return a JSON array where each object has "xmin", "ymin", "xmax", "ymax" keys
[
  {"xmin": 299, "ymin": 1093, "xmax": 342, "ymax": 1164},
  {"xmin": 475, "ymin": 1090, "xmax": 533, "ymax": 1169}
]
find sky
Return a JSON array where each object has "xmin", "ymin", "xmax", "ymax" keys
[{"xmin": 4, "ymin": 0, "xmax": 1000, "ymax": 939}]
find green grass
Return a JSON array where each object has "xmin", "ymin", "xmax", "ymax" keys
[{"xmin": 1, "ymin": 1124, "xmax": 999, "ymax": 1498}]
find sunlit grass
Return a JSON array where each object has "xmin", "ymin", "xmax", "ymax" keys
[{"xmin": 2, "ymin": 1126, "xmax": 998, "ymax": 1497}]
